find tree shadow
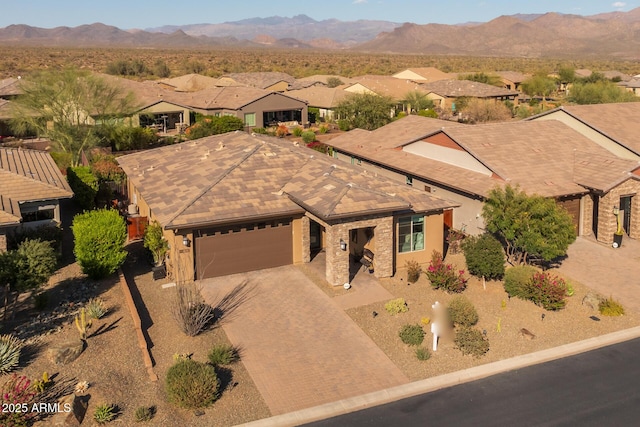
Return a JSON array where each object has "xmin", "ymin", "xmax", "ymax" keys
[
  {"xmin": 87, "ymin": 317, "xmax": 122, "ymax": 339},
  {"xmin": 17, "ymin": 341, "xmax": 46, "ymax": 369},
  {"xmin": 209, "ymin": 280, "xmax": 257, "ymax": 325}
]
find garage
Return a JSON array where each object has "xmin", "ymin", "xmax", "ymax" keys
[{"xmin": 194, "ymin": 218, "xmax": 293, "ymax": 279}]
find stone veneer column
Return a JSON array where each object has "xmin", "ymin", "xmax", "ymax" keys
[
  {"xmin": 372, "ymin": 217, "xmax": 394, "ymax": 279},
  {"xmin": 301, "ymin": 215, "xmax": 311, "ymax": 263},
  {"xmin": 582, "ymin": 195, "xmax": 594, "ymax": 237},
  {"xmin": 0, "ymin": 232, "xmax": 6, "ymax": 253},
  {"xmin": 325, "ymin": 225, "xmax": 350, "ymax": 286}
]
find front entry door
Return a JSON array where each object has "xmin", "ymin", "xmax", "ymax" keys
[{"xmin": 620, "ymin": 196, "xmax": 633, "ymax": 236}]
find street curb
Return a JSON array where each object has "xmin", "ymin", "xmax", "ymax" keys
[{"xmin": 237, "ymin": 326, "xmax": 640, "ymax": 427}]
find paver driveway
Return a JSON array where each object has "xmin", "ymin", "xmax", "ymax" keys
[
  {"xmin": 200, "ymin": 266, "xmax": 409, "ymax": 415},
  {"xmin": 555, "ymin": 236, "xmax": 640, "ymax": 313}
]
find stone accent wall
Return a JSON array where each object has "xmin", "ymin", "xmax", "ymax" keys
[
  {"xmin": 582, "ymin": 194, "xmax": 594, "ymax": 237},
  {"xmin": 301, "ymin": 215, "xmax": 310, "ymax": 263},
  {"xmin": 0, "ymin": 232, "xmax": 6, "ymax": 253},
  {"xmin": 597, "ymin": 179, "xmax": 640, "ymax": 245}
]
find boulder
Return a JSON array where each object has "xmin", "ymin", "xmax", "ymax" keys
[
  {"xmin": 47, "ymin": 340, "xmax": 85, "ymax": 365},
  {"xmin": 49, "ymin": 394, "xmax": 87, "ymax": 426},
  {"xmin": 582, "ymin": 292, "xmax": 603, "ymax": 310}
]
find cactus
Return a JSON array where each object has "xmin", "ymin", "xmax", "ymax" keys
[
  {"xmin": 85, "ymin": 297, "xmax": 107, "ymax": 320},
  {"xmin": 32, "ymin": 371, "xmax": 51, "ymax": 393},
  {"xmin": 75, "ymin": 308, "xmax": 92, "ymax": 341},
  {"xmin": 0, "ymin": 334, "xmax": 23, "ymax": 374}
]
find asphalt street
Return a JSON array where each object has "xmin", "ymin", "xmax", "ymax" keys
[{"xmin": 304, "ymin": 338, "xmax": 640, "ymax": 427}]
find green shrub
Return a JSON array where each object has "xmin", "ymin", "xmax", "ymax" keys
[
  {"xmin": 72, "ymin": 209, "xmax": 127, "ymax": 279},
  {"xmin": 461, "ymin": 233, "xmax": 505, "ymax": 280},
  {"xmin": 67, "ymin": 166, "xmax": 99, "ymax": 210},
  {"xmin": 599, "ymin": 296, "xmax": 625, "ymax": 316},
  {"xmin": 318, "ymin": 125, "xmax": 329, "ymax": 134},
  {"xmin": 134, "ymin": 405, "xmax": 155, "ymax": 422},
  {"xmin": 454, "ymin": 327, "xmax": 489, "ymax": 358},
  {"xmin": 143, "ymin": 221, "xmax": 169, "ymax": 266},
  {"xmin": 415, "ymin": 347, "xmax": 431, "ymax": 361},
  {"xmin": 384, "ymin": 298, "xmax": 408, "ymax": 315},
  {"xmin": 399, "ymin": 324, "xmax": 425, "ymax": 346},
  {"xmin": 33, "ymin": 291, "xmax": 49, "ymax": 311},
  {"xmin": 526, "ymin": 272, "xmax": 568, "ymax": 311},
  {"xmin": 292, "ymin": 126, "xmax": 303, "ymax": 137},
  {"xmin": 12, "ymin": 239, "xmax": 58, "ymax": 294},
  {"xmin": 301, "ymin": 130, "xmax": 316, "ymax": 143},
  {"xmin": 425, "ymin": 250, "xmax": 467, "ymax": 293},
  {"xmin": 165, "ymin": 359, "xmax": 220, "ymax": 409},
  {"xmin": 405, "ymin": 260, "xmax": 422, "ymax": 283},
  {"xmin": 85, "ymin": 298, "xmax": 108, "ymax": 320},
  {"xmin": 504, "ymin": 265, "xmax": 537, "ymax": 298},
  {"xmin": 207, "ymin": 344, "xmax": 238, "ymax": 367},
  {"xmin": 337, "ymin": 119, "xmax": 351, "ymax": 131},
  {"xmin": 417, "ymin": 109, "xmax": 438, "ymax": 118},
  {"xmin": 186, "ymin": 115, "xmax": 244, "ymax": 140},
  {"xmin": 447, "ymin": 296, "xmax": 479, "ymax": 327},
  {"xmin": 0, "ymin": 335, "xmax": 23, "ymax": 374},
  {"xmin": 93, "ymin": 403, "xmax": 117, "ymax": 424},
  {"xmin": 7, "ymin": 224, "xmax": 63, "ymax": 253}
]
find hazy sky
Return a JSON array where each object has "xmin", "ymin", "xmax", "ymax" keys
[{"xmin": 1, "ymin": 1, "xmax": 636, "ymax": 29}]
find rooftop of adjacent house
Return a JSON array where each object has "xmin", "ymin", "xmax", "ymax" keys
[
  {"xmin": 221, "ymin": 72, "xmax": 296, "ymax": 90},
  {"xmin": 349, "ymin": 75, "xmax": 431, "ymax": 100},
  {"xmin": 156, "ymin": 74, "xmax": 226, "ymax": 92},
  {"xmin": 572, "ymin": 151, "xmax": 640, "ymax": 192},
  {"xmin": 391, "ymin": 68, "xmax": 452, "ymax": 82},
  {"xmin": 0, "ymin": 99, "xmax": 11, "ymax": 120},
  {"xmin": 496, "ymin": 71, "xmax": 531, "ymax": 84},
  {"xmin": 168, "ymin": 86, "xmax": 305, "ymax": 111},
  {"xmin": 117, "ymin": 132, "xmax": 456, "ymax": 230},
  {"xmin": 0, "ymin": 195, "xmax": 21, "ymax": 226},
  {"xmin": 284, "ymin": 86, "xmax": 350, "ymax": 109},
  {"xmin": 292, "ymin": 75, "xmax": 357, "ymax": 88},
  {"xmin": 421, "ymin": 79, "xmax": 520, "ymax": 98},
  {"xmin": 0, "ymin": 78, "xmax": 22, "ymax": 98},
  {"xmin": 0, "ymin": 147, "xmax": 73, "ymax": 207}
]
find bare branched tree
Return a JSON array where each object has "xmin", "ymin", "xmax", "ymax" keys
[{"xmin": 171, "ymin": 284, "xmax": 214, "ymax": 337}]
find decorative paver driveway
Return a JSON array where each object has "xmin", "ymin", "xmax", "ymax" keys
[
  {"xmin": 555, "ymin": 236, "xmax": 640, "ymax": 313},
  {"xmin": 200, "ymin": 266, "xmax": 409, "ymax": 415}
]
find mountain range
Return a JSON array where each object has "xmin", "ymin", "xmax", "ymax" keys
[{"xmin": 1, "ymin": 9, "xmax": 639, "ymax": 59}]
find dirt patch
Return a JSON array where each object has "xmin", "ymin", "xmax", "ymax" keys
[{"xmin": 345, "ymin": 253, "xmax": 640, "ymax": 381}]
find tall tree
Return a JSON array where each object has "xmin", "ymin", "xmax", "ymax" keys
[
  {"xmin": 521, "ymin": 74, "xmax": 556, "ymax": 108},
  {"xmin": 334, "ymin": 92, "xmax": 395, "ymax": 131},
  {"xmin": 402, "ymin": 90, "xmax": 434, "ymax": 113},
  {"xmin": 482, "ymin": 185, "xmax": 576, "ymax": 266},
  {"xmin": 10, "ymin": 69, "xmax": 139, "ymax": 167},
  {"xmin": 568, "ymin": 81, "xmax": 638, "ymax": 104}
]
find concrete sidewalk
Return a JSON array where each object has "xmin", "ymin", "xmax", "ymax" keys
[{"xmin": 238, "ymin": 326, "xmax": 640, "ymax": 427}]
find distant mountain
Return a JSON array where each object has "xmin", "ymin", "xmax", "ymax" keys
[
  {"xmin": 355, "ymin": 9, "xmax": 640, "ymax": 59},
  {"xmin": 146, "ymin": 14, "xmax": 401, "ymax": 46}
]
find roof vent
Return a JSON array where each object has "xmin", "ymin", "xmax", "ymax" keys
[{"xmin": 323, "ymin": 184, "xmax": 336, "ymax": 190}]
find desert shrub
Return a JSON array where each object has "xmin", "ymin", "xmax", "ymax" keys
[
  {"xmin": 417, "ymin": 109, "xmax": 439, "ymax": 118},
  {"xmin": 503, "ymin": 265, "xmax": 537, "ymax": 299},
  {"xmin": 337, "ymin": 119, "xmax": 351, "ymax": 131},
  {"xmin": 318, "ymin": 125, "xmax": 329, "ymax": 134},
  {"xmin": 252, "ymin": 127, "xmax": 268, "ymax": 134},
  {"xmin": 461, "ymin": 233, "xmax": 505, "ymax": 280},
  {"xmin": 454, "ymin": 327, "xmax": 490, "ymax": 358},
  {"xmin": 425, "ymin": 250, "xmax": 467, "ymax": 293},
  {"xmin": 171, "ymin": 284, "xmax": 215, "ymax": 336},
  {"xmin": 384, "ymin": 298, "xmax": 408, "ymax": 315},
  {"xmin": 0, "ymin": 374, "xmax": 36, "ymax": 427},
  {"xmin": 85, "ymin": 298, "xmax": 108, "ymax": 320},
  {"xmin": 186, "ymin": 116, "xmax": 244, "ymax": 139},
  {"xmin": 599, "ymin": 296, "xmax": 625, "ymax": 316},
  {"xmin": 399, "ymin": 324, "xmax": 425, "ymax": 346},
  {"xmin": 446, "ymin": 228, "xmax": 466, "ymax": 254},
  {"xmin": 301, "ymin": 130, "xmax": 316, "ymax": 143},
  {"xmin": 415, "ymin": 347, "xmax": 431, "ymax": 361},
  {"xmin": 447, "ymin": 296, "xmax": 479, "ymax": 327},
  {"xmin": 275, "ymin": 124, "xmax": 288, "ymax": 137},
  {"xmin": 405, "ymin": 259, "xmax": 422, "ymax": 283},
  {"xmin": 207, "ymin": 344, "xmax": 238, "ymax": 367},
  {"xmin": 165, "ymin": 359, "xmax": 220, "ymax": 409},
  {"xmin": 67, "ymin": 166, "xmax": 99, "ymax": 210},
  {"xmin": 0, "ymin": 335, "xmax": 23, "ymax": 375},
  {"xmin": 291, "ymin": 126, "xmax": 303, "ymax": 137},
  {"xmin": 72, "ymin": 209, "xmax": 127, "ymax": 279},
  {"xmin": 134, "ymin": 405, "xmax": 155, "ymax": 422},
  {"xmin": 93, "ymin": 403, "xmax": 117, "ymax": 424},
  {"xmin": 526, "ymin": 272, "xmax": 568, "ymax": 311},
  {"xmin": 143, "ymin": 220, "xmax": 168, "ymax": 266}
]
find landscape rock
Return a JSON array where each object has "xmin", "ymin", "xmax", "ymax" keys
[
  {"xmin": 582, "ymin": 292, "xmax": 603, "ymax": 310},
  {"xmin": 49, "ymin": 394, "xmax": 87, "ymax": 426},
  {"xmin": 47, "ymin": 340, "xmax": 85, "ymax": 365}
]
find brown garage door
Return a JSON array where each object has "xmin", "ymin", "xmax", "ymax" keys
[
  {"xmin": 557, "ymin": 197, "xmax": 580, "ymax": 233},
  {"xmin": 194, "ymin": 218, "xmax": 293, "ymax": 279}
]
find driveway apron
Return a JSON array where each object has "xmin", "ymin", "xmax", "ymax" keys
[{"xmin": 200, "ymin": 266, "xmax": 409, "ymax": 415}]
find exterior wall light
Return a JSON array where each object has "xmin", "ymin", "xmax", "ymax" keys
[
  {"xmin": 183, "ymin": 236, "xmax": 191, "ymax": 247},
  {"xmin": 340, "ymin": 239, "xmax": 347, "ymax": 251}
]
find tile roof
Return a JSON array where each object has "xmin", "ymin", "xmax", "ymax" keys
[
  {"xmin": 572, "ymin": 151, "xmax": 640, "ymax": 192},
  {"xmin": 0, "ymin": 78, "xmax": 22, "ymax": 97},
  {"xmin": 117, "ymin": 132, "xmax": 456, "ymax": 229},
  {"xmin": 496, "ymin": 71, "xmax": 531, "ymax": 83},
  {"xmin": 221, "ymin": 72, "xmax": 296, "ymax": 90},
  {"xmin": 421, "ymin": 79, "xmax": 519, "ymax": 98},
  {"xmin": 284, "ymin": 86, "xmax": 349, "ymax": 109},
  {"xmin": 0, "ymin": 195, "xmax": 21, "ymax": 226},
  {"xmin": 156, "ymin": 74, "xmax": 225, "ymax": 92},
  {"xmin": 549, "ymin": 103, "xmax": 640, "ymax": 155},
  {"xmin": 0, "ymin": 147, "xmax": 73, "ymax": 210},
  {"xmin": 168, "ymin": 86, "xmax": 304, "ymax": 110},
  {"xmin": 349, "ymin": 75, "xmax": 431, "ymax": 100},
  {"xmin": 392, "ymin": 68, "xmax": 452, "ymax": 82}
]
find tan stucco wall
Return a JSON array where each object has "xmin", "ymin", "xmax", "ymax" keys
[
  {"xmin": 395, "ymin": 212, "xmax": 444, "ymax": 267},
  {"xmin": 135, "ymin": 102, "xmax": 192, "ymax": 127}
]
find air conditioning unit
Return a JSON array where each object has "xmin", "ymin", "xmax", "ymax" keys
[{"xmin": 128, "ymin": 204, "xmax": 138, "ymax": 215}]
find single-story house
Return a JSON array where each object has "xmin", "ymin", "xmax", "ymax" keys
[
  {"xmin": 117, "ymin": 132, "xmax": 457, "ymax": 286},
  {"xmin": 420, "ymin": 79, "xmax": 520, "ymax": 112},
  {"xmin": 285, "ymin": 86, "xmax": 350, "ymax": 121},
  {"xmin": 391, "ymin": 68, "xmax": 452, "ymax": 83},
  {"xmin": 496, "ymin": 71, "xmax": 530, "ymax": 92},
  {"xmin": 218, "ymin": 72, "xmax": 296, "ymax": 92},
  {"xmin": 0, "ymin": 147, "xmax": 73, "ymax": 251},
  {"xmin": 348, "ymin": 75, "xmax": 432, "ymax": 110},
  {"xmin": 327, "ymin": 115, "xmax": 640, "ymax": 245}
]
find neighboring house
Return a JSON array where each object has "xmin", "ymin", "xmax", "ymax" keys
[
  {"xmin": 285, "ymin": 86, "xmax": 350, "ymax": 121},
  {"xmin": 218, "ymin": 72, "xmax": 296, "ymax": 92},
  {"xmin": 420, "ymin": 79, "xmax": 520, "ymax": 112},
  {"xmin": 0, "ymin": 147, "xmax": 73, "ymax": 251},
  {"xmin": 496, "ymin": 71, "xmax": 530, "ymax": 92},
  {"xmin": 327, "ymin": 115, "xmax": 640, "ymax": 245},
  {"xmin": 0, "ymin": 99, "xmax": 13, "ymax": 137},
  {"xmin": 348, "ymin": 75, "xmax": 432, "ymax": 110},
  {"xmin": 117, "ymin": 132, "xmax": 457, "ymax": 286},
  {"xmin": 391, "ymin": 67, "xmax": 452, "ymax": 83},
  {"xmin": 619, "ymin": 79, "xmax": 640, "ymax": 96},
  {"xmin": 0, "ymin": 78, "xmax": 22, "ymax": 100},
  {"xmin": 290, "ymin": 75, "xmax": 356, "ymax": 90},
  {"xmin": 155, "ymin": 74, "xmax": 228, "ymax": 92}
]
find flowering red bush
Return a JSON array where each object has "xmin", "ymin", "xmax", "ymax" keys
[
  {"xmin": 526, "ymin": 272, "xmax": 568, "ymax": 310},
  {"xmin": 425, "ymin": 251, "xmax": 467, "ymax": 293},
  {"xmin": 0, "ymin": 374, "xmax": 37, "ymax": 426}
]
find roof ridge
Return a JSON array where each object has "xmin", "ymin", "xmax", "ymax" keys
[{"xmin": 165, "ymin": 141, "xmax": 264, "ymax": 228}]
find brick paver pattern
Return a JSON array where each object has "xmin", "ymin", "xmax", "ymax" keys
[{"xmin": 200, "ymin": 266, "xmax": 409, "ymax": 415}]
